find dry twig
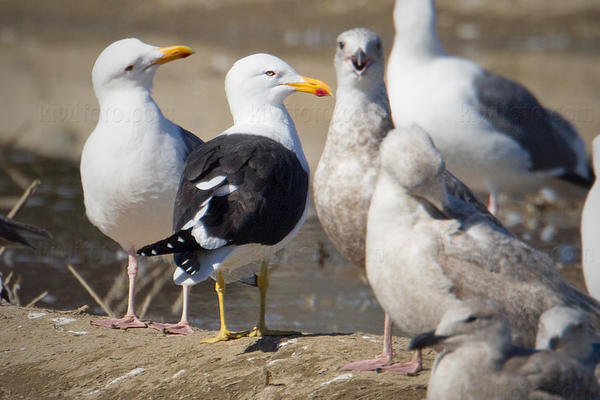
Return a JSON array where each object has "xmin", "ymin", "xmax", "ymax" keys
[
  {"xmin": 0, "ymin": 179, "xmax": 42, "ymax": 257},
  {"xmin": 0, "ymin": 159, "xmax": 32, "ymax": 190},
  {"xmin": 67, "ymin": 264, "xmax": 115, "ymax": 318},
  {"xmin": 139, "ymin": 267, "xmax": 171, "ymax": 319},
  {"xmin": 5, "ymin": 179, "xmax": 40, "ymax": 219},
  {"xmin": 25, "ymin": 290, "xmax": 48, "ymax": 308}
]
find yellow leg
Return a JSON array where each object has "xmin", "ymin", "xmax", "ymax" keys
[
  {"xmin": 201, "ymin": 272, "xmax": 248, "ymax": 343},
  {"xmin": 248, "ymin": 261, "xmax": 299, "ymax": 337}
]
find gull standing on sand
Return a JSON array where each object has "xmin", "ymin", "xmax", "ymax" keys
[
  {"xmin": 387, "ymin": 0, "xmax": 592, "ymax": 214},
  {"xmin": 314, "ymin": 28, "xmax": 418, "ymax": 373},
  {"xmin": 366, "ymin": 126, "xmax": 600, "ymax": 362},
  {"xmin": 409, "ymin": 301, "xmax": 600, "ymax": 400},
  {"xmin": 536, "ymin": 306, "xmax": 600, "ymax": 375},
  {"xmin": 80, "ymin": 38, "xmax": 201, "ymax": 331},
  {"xmin": 138, "ymin": 54, "xmax": 331, "ymax": 342},
  {"xmin": 583, "ymin": 136, "xmax": 600, "ymax": 300}
]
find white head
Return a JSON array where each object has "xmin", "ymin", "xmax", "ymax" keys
[
  {"xmin": 409, "ymin": 300, "xmax": 512, "ymax": 353},
  {"xmin": 536, "ymin": 306, "xmax": 597, "ymax": 361},
  {"xmin": 334, "ymin": 28, "xmax": 385, "ymax": 92},
  {"xmin": 392, "ymin": 0, "xmax": 444, "ymax": 57},
  {"xmin": 225, "ymin": 53, "xmax": 331, "ymax": 125},
  {"xmin": 92, "ymin": 38, "xmax": 193, "ymax": 100}
]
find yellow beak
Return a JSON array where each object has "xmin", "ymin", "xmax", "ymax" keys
[
  {"xmin": 151, "ymin": 45, "xmax": 194, "ymax": 66},
  {"xmin": 286, "ymin": 76, "xmax": 332, "ymax": 97}
]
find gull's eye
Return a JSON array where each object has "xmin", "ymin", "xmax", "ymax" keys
[
  {"xmin": 465, "ymin": 315, "xmax": 477, "ymax": 323},
  {"xmin": 376, "ymin": 40, "xmax": 382, "ymax": 50},
  {"xmin": 338, "ymin": 41, "xmax": 345, "ymax": 50},
  {"xmin": 265, "ymin": 70, "xmax": 276, "ymax": 77},
  {"xmin": 124, "ymin": 65, "xmax": 134, "ymax": 72}
]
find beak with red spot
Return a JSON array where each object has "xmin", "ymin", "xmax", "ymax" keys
[
  {"xmin": 285, "ymin": 76, "xmax": 332, "ymax": 97},
  {"xmin": 150, "ymin": 45, "xmax": 195, "ymax": 67}
]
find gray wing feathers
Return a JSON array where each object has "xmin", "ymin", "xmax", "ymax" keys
[
  {"xmin": 517, "ymin": 352, "xmax": 600, "ymax": 399},
  {"xmin": 474, "ymin": 70, "xmax": 588, "ymax": 178}
]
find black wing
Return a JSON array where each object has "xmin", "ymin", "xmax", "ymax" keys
[
  {"xmin": 474, "ymin": 69, "xmax": 591, "ymax": 185},
  {"xmin": 138, "ymin": 134, "xmax": 309, "ymax": 273},
  {"xmin": 0, "ymin": 215, "xmax": 52, "ymax": 248},
  {"xmin": 177, "ymin": 126, "xmax": 204, "ymax": 158}
]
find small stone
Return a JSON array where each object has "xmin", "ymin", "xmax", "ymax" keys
[
  {"xmin": 504, "ymin": 212, "xmax": 523, "ymax": 228},
  {"xmin": 540, "ymin": 225, "xmax": 557, "ymax": 242},
  {"xmin": 539, "ymin": 188, "xmax": 558, "ymax": 204}
]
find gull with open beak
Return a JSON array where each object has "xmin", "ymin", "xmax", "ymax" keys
[
  {"xmin": 314, "ymin": 28, "xmax": 417, "ymax": 372},
  {"xmin": 81, "ymin": 38, "xmax": 202, "ymax": 331},
  {"xmin": 138, "ymin": 53, "xmax": 332, "ymax": 342}
]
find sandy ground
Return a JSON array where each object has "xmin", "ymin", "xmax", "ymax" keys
[{"xmin": 0, "ymin": 304, "xmax": 434, "ymax": 400}]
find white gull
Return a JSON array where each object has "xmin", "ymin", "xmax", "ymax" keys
[
  {"xmin": 582, "ymin": 136, "xmax": 600, "ymax": 300},
  {"xmin": 387, "ymin": 0, "xmax": 592, "ymax": 214},
  {"xmin": 80, "ymin": 38, "xmax": 200, "ymax": 331}
]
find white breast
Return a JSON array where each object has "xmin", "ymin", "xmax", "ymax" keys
[{"xmin": 80, "ymin": 102, "xmax": 186, "ymax": 251}]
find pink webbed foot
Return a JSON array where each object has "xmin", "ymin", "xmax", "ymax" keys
[
  {"xmin": 378, "ymin": 359, "xmax": 422, "ymax": 375},
  {"xmin": 378, "ymin": 350, "xmax": 423, "ymax": 375},
  {"xmin": 340, "ymin": 353, "xmax": 392, "ymax": 371},
  {"xmin": 149, "ymin": 321, "xmax": 194, "ymax": 335},
  {"xmin": 91, "ymin": 315, "xmax": 147, "ymax": 329}
]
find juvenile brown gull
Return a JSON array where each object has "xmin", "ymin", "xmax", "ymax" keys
[
  {"xmin": 366, "ymin": 125, "xmax": 600, "ymax": 354},
  {"xmin": 313, "ymin": 28, "xmax": 414, "ymax": 372},
  {"xmin": 409, "ymin": 300, "xmax": 600, "ymax": 400}
]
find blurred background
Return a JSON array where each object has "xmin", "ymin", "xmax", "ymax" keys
[{"xmin": 0, "ymin": 0, "xmax": 599, "ymax": 334}]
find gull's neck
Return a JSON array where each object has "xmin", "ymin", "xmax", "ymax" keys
[
  {"xmin": 336, "ymin": 80, "xmax": 391, "ymax": 114},
  {"xmin": 390, "ymin": 0, "xmax": 445, "ymax": 63},
  {"xmin": 327, "ymin": 82, "xmax": 392, "ymax": 153},
  {"xmin": 225, "ymin": 101, "xmax": 308, "ymax": 171},
  {"xmin": 96, "ymin": 87, "xmax": 164, "ymax": 131}
]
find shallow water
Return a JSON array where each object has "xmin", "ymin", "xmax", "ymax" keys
[
  {"xmin": 0, "ymin": 149, "xmax": 385, "ymax": 334},
  {"xmin": 0, "ymin": 148, "xmax": 587, "ymax": 336}
]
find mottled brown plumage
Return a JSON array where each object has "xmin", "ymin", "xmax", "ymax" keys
[{"xmin": 314, "ymin": 28, "xmax": 392, "ymax": 268}]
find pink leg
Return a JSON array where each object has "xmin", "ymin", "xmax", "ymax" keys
[
  {"xmin": 487, "ymin": 190, "xmax": 498, "ymax": 216},
  {"xmin": 379, "ymin": 349, "xmax": 423, "ymax": 375},
  {"xmin": 340, "ymin": 313, "xmax": 393, "ymax": 371},
  {"xmin": 150, "ymin": 284, "xmax": 194, "ymax": 335},
  {"xmin": 91, "ymin": 253, "xmax": 147, "ymax": 329}
]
